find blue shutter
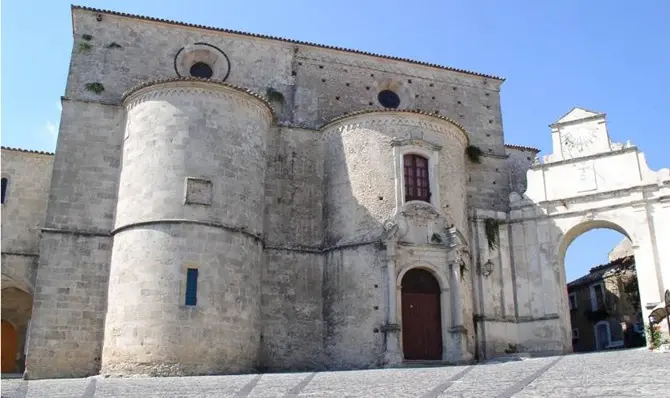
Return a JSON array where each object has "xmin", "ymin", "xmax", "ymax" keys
[{"xmin": 185, "ymin": 268, "xmax": 198, "ymax": 306}]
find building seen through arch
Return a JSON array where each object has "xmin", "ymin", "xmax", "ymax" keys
[
  {"xmin": 566, "ymin": 237, "xmax": 646, "ymax": 352},
  {"xmin": 1, "ymin": 6, "xmax": 669, "ymax": 380}
]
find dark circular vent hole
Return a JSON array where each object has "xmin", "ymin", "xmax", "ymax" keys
[
  {"xmin": 377, "ymin": 90, "xmax": 400, "ymax": 109},
  {"xmin": 190, "ymin": 62, "xmax": 213, "ymax": 78}
]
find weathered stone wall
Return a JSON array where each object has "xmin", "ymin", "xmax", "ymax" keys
[
  {"xmin": 24, "ymin": 7, "xmax": 667, "ymax": 378},
  {"xmin": 0, "ymin": 149, "xmax": 54, "ymax": 256},
  {"xmin": 24, "ymin": 99, "xmax": 124, "ymax": 380},
  {"xmin": 470, "ymin": 207, "xmax": 569, "ymax": 358},
  {"xmin": 24, "ymin": 234, "xmax": 112, "ymax": 379},
  {"xmin": 260, "ymin": 127, "xmax": 326, "ymax": 370},
  {"xmin": 1, "ymin": 148, "xmax": 54, "ymax": 293},
  {"xmin": 608, "ymin": 238, "xmax": 633, "ymax": 261},
  {"xmin": 504, "ymin": 146, "xmax": 538, "ymax": 195},
  {"xmin": 322, "ymin": 112, "xmax": 469, "ymax": 243},
  {"xmin": 320, "ymin": 111, "xmax": 470, "ymax": 366},
  {"xmin": 260, "ymin": 250, "xmax": 325, "ymax": 371},
  {"xmin": 101, "ymin": 80, "xmax": 272, "ymax": 376},
  {"xmin": 323, "ymin": 246, "xmax": 386, "ymax": 369},
  {"xmin": 1, "ymin": 288, "xmax": 33, "ymax": 371},
  {"xmin": 103, "ymin": 225, "xmax": 263, "ymax": 376},
  {"xmin": 263, "ymin": 127, "xmax": 324, "ymax": 247},
  {"xmin": 68, "ymin": 7, "xmax": 509, "ymax": 212}
]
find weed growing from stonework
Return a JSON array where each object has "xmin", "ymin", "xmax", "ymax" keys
[
  {"xmin": 78, "ymin": 42, "xmax": 93, "ymax": 53},
  {"xmin": 85, "ymin": 82, "xmax": 105, "ymax": 95},
  {"xmin": 646, "ymin": 324, "xmax": 662, "ymax": 350},
  {"xmin": 266, "ymin": 87, "xmax": 285, "ymax": 104},
  {"xmin": 466, "ymin": 145, "xmax": 483, "ymax": 163},
  {"xmin": 459, "ymin": 261, "xmax": 468, "ymax": 282},
  {"xmin": 484, "ymin": 217, "xmax": 499, "ymax": 250},
  {"xmin": 82, "ymin": 34, "xmax": 93, "ymax": 41}
]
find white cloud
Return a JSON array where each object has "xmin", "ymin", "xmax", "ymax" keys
[
  {"xmin": 57, "ymin": 102, "xmax": 62, "ymax": 112},
  {"xmin": 45, "ymin": 121, "xmax": 57, "ymax": 137}
]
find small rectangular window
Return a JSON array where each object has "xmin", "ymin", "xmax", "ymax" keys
[
  {"xmin": 1, "ymin": 178, "xmax": 8, "ymax": 204},
  {"xmin": 185, "ymin": 268, "xmax": 198, "ymax": 306},
  {"xmin": 590, "ymin": 283, "xmax": 605, "ymax": 311},
  {"xmin": 568, "ymin": 292, "xmax": 577, "ymax": 310}
]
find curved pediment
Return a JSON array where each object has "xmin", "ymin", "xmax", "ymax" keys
[{"xmin": 384, "ymin": 202, "xmax": 465, "ymax": 248}]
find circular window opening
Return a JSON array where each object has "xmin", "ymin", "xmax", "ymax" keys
[
  {"xmin": 190, "ymin": 62, "xmax": 213, "ymax": 79},
  {"xmin": 378, "ymin": 90, "xmax": 400, "ymax": 109}
]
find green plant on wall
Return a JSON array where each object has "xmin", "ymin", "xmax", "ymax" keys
[
  {"xmin": 484, "ymin": 217, "xmax": 499, "ymax": 250},
  {"xmin": 646, "ymin": 324, "xmax": 662, "ymax": 350},
  {"xmin": 82, "ymin": 34, "xmax": 93, "ymax": 41},
  {"xmin": 459, "ymin": 261, "xmax": 468, "ymax": 282},
  {"xmin": 78, "ymin": 42, "xmax": 93, "ymax": 53},
  {"xmin": 266, "ymin": 87, "xmax": 285, "ymax": 104},
  {"xmin": 466, "ymin": 145, "xmax": 483, "ymax": 163},
  {"xmin": 85, "ymin": 82, "xmax": 105, "ymax": 95}
]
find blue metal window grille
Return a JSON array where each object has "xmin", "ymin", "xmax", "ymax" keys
[{"xmin": 185, "ymin": 268, "xmax": 198, "ymax": 306}]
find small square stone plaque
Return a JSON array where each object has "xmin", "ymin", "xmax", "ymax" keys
[{"xmin": 185, "ymin": 177, "xmax": 212, "ymax": 205}]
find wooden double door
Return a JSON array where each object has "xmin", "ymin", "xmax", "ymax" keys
[{"xmin": 401, "ymin": 269, "xmax": 443, "ymax": 360}]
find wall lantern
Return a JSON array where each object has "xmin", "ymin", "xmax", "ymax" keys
[{"xmin": 481, "ymin": 259, "xmax": 494, "ymax": 277}]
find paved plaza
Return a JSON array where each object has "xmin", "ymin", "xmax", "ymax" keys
[{"xmin": 2, "ymin": 349, "xmax": 668, "ymax": 397}]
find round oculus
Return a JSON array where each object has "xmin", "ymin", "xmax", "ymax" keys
[
  {"xmin": 378, "ymin": 90, "xmax": 400, "ymax": 109},
  {"xmin": 190, "ymin": 62, "xmax": 214, "ymax": 79}
]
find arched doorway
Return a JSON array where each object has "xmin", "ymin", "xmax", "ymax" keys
[
  {"xmin": 559, "ymin": 222, "xmax": 646, "ymax": 353},
  {"xmin": 1, "ymin": 320, "xmax": 18, "ymax": 372},
  {"xmin": 401, "ymin": 268, "xmax": 442, "ymax": 360}
]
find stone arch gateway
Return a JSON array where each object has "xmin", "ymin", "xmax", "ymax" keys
[{"xmin": 470, "ymin": 108, "xmax": 669, "ymax": 359}]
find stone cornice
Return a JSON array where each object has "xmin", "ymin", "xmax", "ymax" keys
[
  {"xmin": 550, "ymin": 113, "xmax": 605, "ymax": 128},
  {"xmin": 122, "ymin": 77, "xmax": 276, "ymax": 123},
  {"xmin": 41, "ymin": 227, "xmax": 110, "ymax": 237},
  {"xmin": 510, "ymin": 182, "xmax": 665, "ymax": 213},
  {"xmin": 531, "ymin": 146, "xmax": 639, "ymax": 169},
  {"xmin": 72, "ymin": 6, "xmax": 504, "ymax": 82},
  {"xmin": 508, "ymin": 192, "xmax": 669, "ymax": 224},
  {"xmin": 475, "ymin": 314, "xmax": 560, "ymax": 323},
  {"xmin": 390, "ymin": 138, "xmax": 442, "ymax": 151},
  {"xmin": 320, "ymin": 109, "xmax": 469, "ymax": 147}
]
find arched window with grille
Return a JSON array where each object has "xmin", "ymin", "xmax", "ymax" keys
[{"xmin": 403, "ymin": 154, "xmax": 430, "ymax": 203}]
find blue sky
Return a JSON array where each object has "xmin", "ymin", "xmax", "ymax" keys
[{"xmin": 2, "ymin": 1, "xmax": 668, "ymax": 282}]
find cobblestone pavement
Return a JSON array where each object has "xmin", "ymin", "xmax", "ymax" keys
[{"xmin": 2, "ymin": 349, "xmax": 668, "ymax": 397}]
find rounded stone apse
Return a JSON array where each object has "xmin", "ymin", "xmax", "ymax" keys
[
  {"xmin": 320, "ymin": 110, "xmax": 470, "ymax": 247},
  {"xmin": 101, "ymin": 78, "xmax": 274, "ymax": 376}
]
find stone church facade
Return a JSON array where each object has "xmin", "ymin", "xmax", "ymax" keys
[{"xmin": 1, "ymin": 6, "xmax": 668, "ymax": 379}]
